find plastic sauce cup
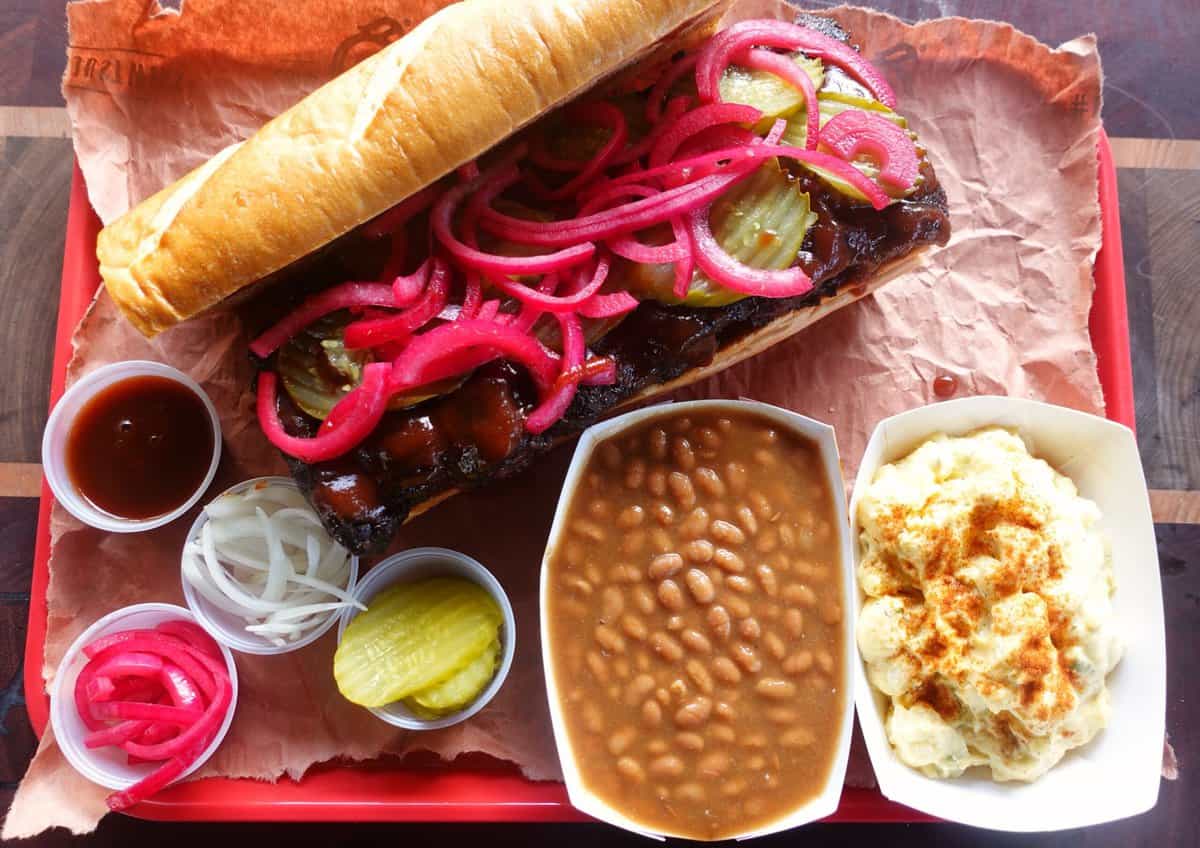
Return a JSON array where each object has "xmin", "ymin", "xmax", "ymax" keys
[
  {"xmin": 336, "ymin": 547, "xmax": 516, "ymax": 730},
  {"xmin": 51, "ymin": 603, "xmax": 239, "ymax": 791},
  {"xmin": 182, "ymin": 477, "xmax": 360, "ymax": 656},
  {"xmin": 42, "ymin": 361, "xmax": 222, "ymax": 533}
]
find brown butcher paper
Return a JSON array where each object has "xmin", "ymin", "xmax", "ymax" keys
[{"xmin": 5, "ymin": 0, "xmax": 1105, "ymax": 836}]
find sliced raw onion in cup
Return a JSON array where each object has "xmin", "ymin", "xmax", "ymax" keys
[{"xmin": 182, "ymin": 478, "xmax": 362, "ymax": 652}]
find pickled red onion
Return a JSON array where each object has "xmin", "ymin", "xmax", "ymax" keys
[
  {"xmin": 258, "ymin": 363, "xmax": 391, "ymax": 463},
  {"xmin": 344, "ymin": 260, "xmax": 450, "ymax": 349},
  {"xmin": 671, "ymin": 219, "xmax": 696, "ymax": 298},
  {"xmin": 486, "ymin": 254, "xmax": 611, "ymax": 313},
  {"xmin": 537, "ymin": 102, "xmax": 629, "ymax": 199},
  {"xmin": 579, "ymin": 182, "xmax": 662, "ymax": 217},
  {"xmin": 674, "ymin": 124, "xmax": 759, "ymax": 162},
  {"xmin": 578, "ymin": 130, "xmax": 763, "ymax": 203},
  {"xmin": 509, "ymin": 273, "xmax": 561, "ymax": 334},
  {"xmin": 90, "ymin": 701, "xmax": 204, "ymax": 726},
  {"xmin": 161, "ymin": 662, "xmax": 202, "ymax": 709},
  {"xmin": 818, "ymin": 108, "xmax": 919, "ymax": 189},
  {"xmin": 72, "ymin": 622, "xmax": 233, "ymax": 812},
  {"xmin": 118, "ymin": 650, "xmax": 231, "ymax": 764},
  {"xmin": 91, "ymin": 651, "xmax": 162, "ymax": 682},
  {"xmin": 479, "ymin": 167, "xmax": 757, "ymax": 247},
  {"xmin": 459, "ymin": 272, "xmax": 484, "ymax": 319},
  {"xmin": 764, "ymin": 118, "xmax": 787, "ymax": 145},
  {"xmin": 577, "ymin": 290, "xmax": 638, "ymax": 319},
  {"xmin": 388, "ymin": 320, "xmax": 558, "ymax": 397},
  {"xmin": 526, "ymin": 312, "xmax": 584, "ymax": 434},
  {"xmin": 154, "ymin": 621, "xmax": 224, "ymax": 659},
  {"xmin": 610, "ymin": 96, "xmax": 690, "ymax": 167},
  {"xmin": 646, "ymin": 54, "xmax": 698, "ymax": 124},
  {"xmin": 733, "ymin": 47, "xmax": 819, "ymax": 150},
  {"xmin": 84, "ymin": 719, "xmax": 153, "ymax": 749},
  {"xmin": 576, "ymin": 356, "xmax": 619, "ymax": 386},
  {"xmin": 391, "ymin": 258, "xmax": 432, "ymax": 306},
  {"xmin": 649, "ymin": 102, "xmax": 763, "ymax": 168},
  {"xmin": 608, "ymin": 228, "xmax": 689, "ymax": 264},
  {"xmin": 377, "ymin": 229, "xmax": 407, "ymax": 285},
  {"xmin": 433, "ymin": 162, "xmax": 595, "ymax": 275},
  {"xmin": 600, "ymin": 142, "xmax": 892, "ymax": 210},
  {"xmin": 601, "ymin": 187, "xmax": 692, "ymax": 266},
  {"xmin": 88, "ymin": 676, "xmax": 160, "ymax": 704},
  {"xmin": 106, "ymin": 758, "xmax": 192, "ymax": 811},
  {"xmin": 477, "ymin": 299, "xmax": 502, "ymax": 322},
  {"xmin": 687, "ymin": 202, "xmax": 814, "ymax": 297},
  {"xmin": 249, "ymin": 283, "xmax": 395, "ymax": 358},
  {"xmin": 695, "ymin": 20, "xmax": 896, "ymax": 109}
]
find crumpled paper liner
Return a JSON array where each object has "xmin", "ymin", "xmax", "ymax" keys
[{"xmin": 7, "ymin": 0, "xmax": 1106, "ymax": 837}]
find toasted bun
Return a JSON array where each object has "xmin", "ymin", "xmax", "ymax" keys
[
  {"xmin": 402, "ymin": 246, "xmax": 931, "ymax": 524},
  {"xmin": 98, "ymin": 0, "xmax": 727, "ymax": 337}
]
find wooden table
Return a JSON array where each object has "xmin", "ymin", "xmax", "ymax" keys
[{"xmin": 1, "ymin": 1, "xmax": 1196, "ymax": 844}]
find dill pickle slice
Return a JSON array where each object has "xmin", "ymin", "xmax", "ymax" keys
[
  {"xmin": 334, "ymin": 578, "xmax": 503, "ymax": 708},
  {"xmin": 719, "ymin": 53, "xmax": 824, "ymax": 133},
  {"xmin": 780, "ymin": 113, "xmax": 918, "ymax": 205},
  {"xmin": 780, "ymin": 97, "xmax": 908, "ymax": 151},
  {"xmin": 712, "ymin": 162, "xmax": 817, "ymax": 273},
  {"xmin": 278, "ymin": 314, "xmax": 463, "ymax": 419},
  {"xmin": 278, "ymin": 315, "xmax": 365, "ymax": 420},
  {"xmin": 409, "ymin": 638, "xmax": 501, "ymax": 714},
  {"xmin": 616, "ymin": 161, "xmax": 816, "ymax": 307},
  {"xmin": 400, "ymin": 697, "xmax": 445, "ymax": 721},
  {"xmin": 818, "ymin": 91, "xmax": 908, "ymax": 126}
]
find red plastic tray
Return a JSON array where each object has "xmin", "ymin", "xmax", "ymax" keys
[{"xmin": 24, "ymin": 132, "xmax": 1133, "ymax": 822}]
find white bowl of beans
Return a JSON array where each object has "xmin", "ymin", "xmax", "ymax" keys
[{"xmin": 539, "ymin": 399, "xmax": 856, "ymax": 840}]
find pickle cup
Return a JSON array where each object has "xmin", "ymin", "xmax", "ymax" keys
[
  {"xmin": 181, "ymin": 476, "xmax": 361, "ymax": 656},
  {"xmin": 42, "ymin": 360, "xmax": 222, "ymax": 533},
  {"xmin": 51, "ymin": 603, "xmax": 239, "ymax": 791},
  {"xmin": 336, "ymin": 548, "xmax": 516, "ymax": 730},
  {"xmin": 539, "ymin": 399, "xmax": 857, "ymax": 841},
  {"xmin": 850, "ymin": 396, "xmax": 1165, "ymax": 831}
]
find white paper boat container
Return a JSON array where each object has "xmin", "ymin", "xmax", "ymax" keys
[
  {"xmin": 540, "ymin": 399, "xmax": 856, "ymax": 841},
  {"xmin": 849, "ymin": 396, "xmax": 1165, "ymax": 831}
]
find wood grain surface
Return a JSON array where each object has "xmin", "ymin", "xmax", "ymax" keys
[
  {"xmin": 0, "ymin": 137, "xmax": 68, "ymax": 462},
  {"xmin": 0, "ymin": 0, "xmax": 1197, "ymax": 845}
]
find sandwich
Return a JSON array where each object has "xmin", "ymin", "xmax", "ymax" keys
[{"xmin": 97, "ymin": 0, "xmax": 950, "ymax": 555}]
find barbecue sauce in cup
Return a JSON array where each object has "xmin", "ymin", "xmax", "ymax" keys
[{"xmin": 65, "ymin": 375, "xmax": 215, "ymax": 520}]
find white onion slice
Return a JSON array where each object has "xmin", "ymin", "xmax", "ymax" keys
[
  {"xmin": 305, "ymin": 534, "xmax": 321, "ymax": 577},
  {"xmin": 258, "ymin": 507, "xmax": 289, "ymax": 603},
  {"xmin": 183, "ymin": 482, "xmax": 358, "ymax": 645},
  {"xmin": 241, "ymin": 485, "xmax": 310, "ymax": 511},
  {"xmin": 210, "ymin": 516, "xmax": 311, "ymax": 550},
  {"xmin": 273, "ymin": 507, "xmax": 324, "ymax": 528}
]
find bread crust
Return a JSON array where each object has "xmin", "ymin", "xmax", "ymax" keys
[{"xmin": 98, "ymin": 0, "xmax": 727, "ymax": 337}]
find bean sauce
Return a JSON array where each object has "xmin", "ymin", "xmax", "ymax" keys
[{"xmin": 546, "ymin": 410, "xmax": 845, "ymax": 839}]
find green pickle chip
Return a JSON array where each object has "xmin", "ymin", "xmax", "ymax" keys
[
  {"xmin": 617, "ymin": 162, "xmax": 817, "ymax": 307},
  {"xmin": 409, "ymin": 638, "xmax": 501, "ymax": 714},
  {"xmin": 334, "ymin": 578, "xmax": 503, "ymax": 709},
  {"xmin": 718, "ymin": 53, "xmax": 824, "ymax": 133}
]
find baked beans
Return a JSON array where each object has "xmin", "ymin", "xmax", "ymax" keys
[{"xmin": 546, "ymin": 409, "xmax": 845, "ymax": 839}]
